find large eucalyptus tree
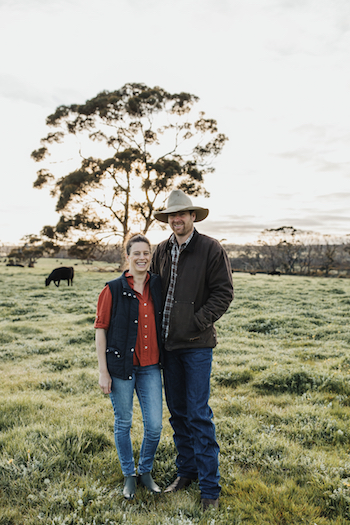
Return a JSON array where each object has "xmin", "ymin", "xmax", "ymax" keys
[{"xmin": 32, "ymin": 83, "xmax": 227, "ymax": 247}]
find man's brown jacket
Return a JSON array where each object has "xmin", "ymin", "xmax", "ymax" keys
[{"xmin": 151, "ymin": 229, "xmax": 234, "ymax": 351}]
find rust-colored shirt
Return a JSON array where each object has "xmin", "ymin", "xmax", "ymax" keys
[{"xmin": 94, "ymin": 272, "xmax": 159, "ymax": 366}]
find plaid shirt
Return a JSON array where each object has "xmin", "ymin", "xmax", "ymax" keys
[{"xmin": 162, "ymin": 230, "xmax": 195, "ymax": 341}]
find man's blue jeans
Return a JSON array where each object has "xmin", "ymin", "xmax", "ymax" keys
[
  {"xmin": 163, "ymin": 348, "xmax": 221, "ymax": 499},
  {"xmin": 109, "ymin": 364, "xmax": 162, "ymax": 476}
]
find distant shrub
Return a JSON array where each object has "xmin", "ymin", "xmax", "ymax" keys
[
  {"xmin": 213, "ymin": 369, "xmax": 253, "ymax": 388},
  {"xmin": 319, "ymin": 375, "xmax": 350, "ymax": 395},
  {"xmin": 20, "ymin": 429, "xmax": 112, "ymax": 476},
  {"xmin": 253, "ymin": 368, "xmax": 317, "ymax": 394},
  {"xmin": 0, "ymin": 333, "xmax": 14, "ymax": 344},
  {"xmin": 0, "ymin": 301, "xmax": 16, "ymax": 308},
  {"xmin": 288, "ymin": 415, "xmax": 349, "ymax": 447},
  {"xmin": 338, "ymin": 357, "xmax": 350, "ymax": 371},
  {"xmin": 43, "ymin": 358, "xmax": 72, "ymax": 371},
  {"xmin": 67, "ymin": 430, "xmax": 110, "ymax": 472},
  {"xmin": 6, "ymin": 325, "xmax": 43, "ymax": 335},
  {"xmin": 300, "ymin": 313, "xmax": 324, "ymax": 326},
  {"xmin": 59, "ymin": 428, "xmax": 111, "ymax": 455},
  {"xmin": 76, "ymin": 315, "xmax": 96, "ymax": 325},
  {"xmin": 245, "ymin": 317, "xmax": 283, "ymax": 335},
  {"xmin": 26, "ymin": 313, "xmax": 48, "ymax": 320},
  {"xmin": 10, "ymin": 307, "xmax": 31, "ymax": 316},
  {"xmin": 0, "ymin": 399, "xmax": 43, "ymax": 431},
  {"xmin": 73, "ymin": 356, "xmax": 96, "ymax": 368},
  {"xmin": 238, "ymin": 301, "xmax": 261, "ymax": 309},
  {"xmin": 296, "ymin": 349, "xmax": 336, "ymax": 361},
  {"xmin": 250, "ymin": 362, "xmax": 268, "ymax": 372},
  {"xmin": 37, "ymin": 372, "xmax": 97, "ymax": 394},
  {"xmin": 313, "ymin": 327, "xmax": 342, "ymax": 340},
  {"xmin": 67, "ymin": 329, "xmax": 94, "ymax": 345},
  {"xmin": 253, "ymin": 367, "xmax": 350, "ymax": 396},
  {"xmin": 0, "ymin": 511, "xmax": 18, "ymax": 525},
  {"xmin": 244, "ymin": 315, "xmax": 308, "ymax": 337},
  {"xmin": 30, "ymin": 344, "xmax": 61, "ymax": 355},
  {"xmin": 217, "ymin": 420, "xmax": 290, "ymax": 474}
]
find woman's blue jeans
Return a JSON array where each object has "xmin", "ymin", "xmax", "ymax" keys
[
  {"xmin": 109, "ymin": 364, "xmax": 162, "ymax": 476},
  {"xmin": 163, "ymin": 348, "xmax": 221, "ymax": 499}
]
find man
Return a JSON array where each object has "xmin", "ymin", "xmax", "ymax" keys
[{"xmin": 151, "ymin": 189, "xmax": 234, "ymax": 511}]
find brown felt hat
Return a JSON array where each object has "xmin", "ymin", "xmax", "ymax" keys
[{"xmin": 153, "ymin": 189, "xmax": 209, "ymax": 223}]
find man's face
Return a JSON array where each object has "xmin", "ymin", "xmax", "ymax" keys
[{"xmin": 168, "ymin": 211, "xmax": 196, "ymax": 239}]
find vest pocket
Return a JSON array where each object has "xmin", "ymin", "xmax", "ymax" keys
[{"xmin": 106, "ymin": 347, "xmax": 125, "ymax": 372}]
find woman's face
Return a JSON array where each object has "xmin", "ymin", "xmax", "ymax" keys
[{"xmin": 126, "ymin": 242, "xmax": 151, "ymax": 275}]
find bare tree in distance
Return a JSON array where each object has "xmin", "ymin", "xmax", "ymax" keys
[
  {"xmin": 227, "ymin": 228, "xmax": 350, "ymax": 277},
  {"xmin": 257, "ymin": 227, "xmax": 300, "ymax": 274}
]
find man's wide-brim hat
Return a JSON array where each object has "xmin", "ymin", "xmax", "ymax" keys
[{"xmin": 153, "ymin": 189, "xmax": 209, "ymax": 223}]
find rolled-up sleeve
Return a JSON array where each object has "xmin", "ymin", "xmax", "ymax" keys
[{"xmin": 94, "ymin": 286, "xmax": 113, "ymax": 329}]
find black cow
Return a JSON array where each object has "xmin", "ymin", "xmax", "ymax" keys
[{"xmin": 45, "ymin": 267, "xmax": 74, "ymax": 287}]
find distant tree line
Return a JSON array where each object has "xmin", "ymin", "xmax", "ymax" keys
[
  {"xmin": 227, "ymin": 227, "xmax": 350, "ymax": 277},
  {"xmin": 3, "ymin": 226, "xmax": 350, "ymax": 278},
  {"xmin": 4, "ymin": 235, "xmax": 60, "ymax": 267},
  {"xmin": 4, "ymin": 238, "xmax": 123, "ymax": 267}
]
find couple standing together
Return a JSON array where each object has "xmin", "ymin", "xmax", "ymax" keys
[{"xmin": 95, "ymin": 189, "xmax": 234, "ymax": 511}]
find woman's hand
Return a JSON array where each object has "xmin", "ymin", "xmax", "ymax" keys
[
  {"xmin": 96, "ymin": 329, "xmax": 112, "ymax": 394},
  {"xmin": 99, "ymin": 371, "xmax": 112, "ymax": 394}
]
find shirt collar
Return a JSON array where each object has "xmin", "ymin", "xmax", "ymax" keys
[
  {"xmin": 170, "ymin": 228, "xmax": 196, "ymax": 249},
  {"xmin": 125, "ymin": 271, "xmax": 150, "ymax": 287}
]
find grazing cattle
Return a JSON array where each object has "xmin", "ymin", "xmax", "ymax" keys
[
  {"xmin": 45, "ymin": 267, "xmax": 74, "ymax": 287},
  {"xmin": 268, "ymin": 270, "xmax": 281, "ymax": 276}
]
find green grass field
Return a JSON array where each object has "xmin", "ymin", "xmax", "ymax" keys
[{"xmin": 1, "ymin": 259, "xmax": 350, "ymax": 524}]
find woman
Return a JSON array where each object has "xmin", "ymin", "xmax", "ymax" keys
[{"xmin": 94, "ymin": 234, "xmax": 163, "ymax": 500}]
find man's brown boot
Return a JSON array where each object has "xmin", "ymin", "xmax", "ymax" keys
[
  {"xmin": 201, "ymin": 498, "xmax": 219, "ymax": 511},
  {"xmin": 164, "ymin": 476, "xmax": 192, "ymax": 493}
]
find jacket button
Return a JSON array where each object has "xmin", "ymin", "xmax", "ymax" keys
[
  {"xmin": 128, "ymin": 293, "xmax": 131, "ymax": 296},
  {"xmin": 123, "ymin": 292, "xmax": 126, "ymax": 295},
  {"xmin": 128, "ymin": 376, "xmax": 132, "ymax": 380},
  {"xmin": 131, "ymin": 348, "xmax": 134, "ymax": 352},
  {"xmin": 134, "ymin": 320, "xmax": 138, "ymax": 323}
]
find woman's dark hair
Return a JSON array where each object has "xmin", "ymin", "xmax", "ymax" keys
[{"xmin": 125, "ymin": 234, "xmax": 151, "ymax": 255}]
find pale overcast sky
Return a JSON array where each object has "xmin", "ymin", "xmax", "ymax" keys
[{"xmin": 0, "ymin": 0, "xmax": 349, "ymax": 245}]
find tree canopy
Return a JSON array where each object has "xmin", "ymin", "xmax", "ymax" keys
[{"xmin": 32, "ymin": 83, "xmax": 228, "ymax": 247}]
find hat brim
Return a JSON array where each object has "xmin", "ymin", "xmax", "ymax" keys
[{"xmin": 153, "ymin": 205, "xmax": 209, "ymax": 223}]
